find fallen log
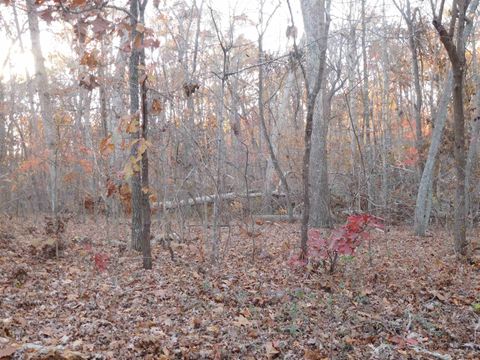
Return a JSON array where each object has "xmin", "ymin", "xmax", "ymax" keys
[
  {"xmin": 252, "ymin": 214, "xmax": 301, "ymax": 222},
  {"xmin": 157, "ymin": 191, "xmax": 286, "ymax": 211}
]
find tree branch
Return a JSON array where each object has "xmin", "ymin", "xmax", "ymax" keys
[{"xmin": 432, "ymin": 19, "xmax": 460, "ymax": 66}]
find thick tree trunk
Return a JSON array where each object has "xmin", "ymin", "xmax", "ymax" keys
[
  {"xmin": 129, "ymin": 0, "xmax": 143, "ymax": 252},
  {"xmin": 0, "ymin": 81, "xmax": 6, "ymax": 210},
  {"xmin": 452, "ymin": 66, "xmax": 467, "ymax": 255},
  {"xmin": 301, "ymin": 0, "xmax": 332, "ymax": 228},
  {"xmin": 414, "ymin": 73, "xmax": 452, "ymax": 235},
  {"xmin": 26, "ymin": 0, "xmax": 58, "ymax": 215},
  {"xmin": 309, "ymin": 89, "xmax": 332, "ymax": 227},
  {"xmin": 432, "ymin": 0, "xmax": 473, "ymax": 256},
  {"xmin": 465, "ymin": 38, "xmax": 480, "ymax": 226},
  {"xmin": 0, "ymin": 82, "xmax": 5, "ymax": 168},
  {"xmin": 138, "ymin": 0, "xmax": 152, "ymax": 269},
  {"xmin": 292, "ymin": 0, "xmax": 331, "ymax": 256},
  {"xmin": 416, "ymin": 0, "xmax": 478, "ymax": 238}
]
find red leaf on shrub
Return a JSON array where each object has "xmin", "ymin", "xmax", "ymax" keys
[
  {"xmin": 93, "ymin": 253, "xmax": 109, "ymax": 272},
  {"xmin": 289, "ymin": 213, "xmax": 384, "ymax": 271},
  {"xmin": 288, "ymin": 254, "xmax": 308, "ymax": 267}
]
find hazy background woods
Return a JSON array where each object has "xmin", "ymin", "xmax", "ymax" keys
[{"xmin": 0, "ymin": 0, "xmax": 479, "ymax": 259}]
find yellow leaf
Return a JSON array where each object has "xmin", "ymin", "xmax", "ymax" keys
[
  {"xmin": 132, "ymin": 157, "xmax": 141, "ymax": 172},
  {"xmin": 136, "ymin": 139, "xmax": 150, "ymax": 161},
  {"xmin": 207, "ymin": 325, "xmax": 220, "ymax": 334},
  {"xmin": 123, "ymin": 156, "xmax": 140, "ymax": 179},
  {"xmin": 126, "ymin": 117, "xmax": 140, "ymax": 134},
  {"xmin": 99, "ymin": 135, "xmax": 114, "ymax": 156}
]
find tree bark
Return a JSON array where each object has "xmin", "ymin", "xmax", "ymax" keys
[
  {"xmin": 432, "ymin": 0, "xmax": 472, "ymax": 256},
  {"xmin": 301, "ymin": 0, "xmax": 332, "ymax": 228},
  {"xmin": 394, "ymin": 0, "xmax": 424, "ymax": 174},
  {"xmin": 288, "ymin": 0, "xmax": 330, "ymax": 256},
  {"xmin": 465, "ymin": 35, "xmax": 480, "ymax": 226},
  {"xmin": 415, "ymin": 0, "xmax": 478, "ymax": 237},
  {"xmin": 129, "ymin": 0, "xmax": 143, "ymax": 252},
  {"xmin": 26, "ymin": 0, "xmax": 58, "ymax": 216},
  {"xmin": 139, "ymin": 0, "xmax": 152, "ymax": 270},
  {"xmin": 361, "ymin": 0, "xmax": 373, "ymax": 212},
  {"xmin": 414, "ymin": 72, "xmax": 452, "ymax": 235}
]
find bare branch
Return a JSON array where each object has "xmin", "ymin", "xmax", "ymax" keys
[{"xmin": 432, "ymin": 18, "xmax": 460, "ymax": 66}]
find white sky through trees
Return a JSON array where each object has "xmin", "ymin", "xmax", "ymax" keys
[
  {"xmin": 0, "ymin": 0, "xmax": 302, "ymax": 81},
  {"xmin": 0, "ymin": 0, "xmax": 428, "ymax": 81}
]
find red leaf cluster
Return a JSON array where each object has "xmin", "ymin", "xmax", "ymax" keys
[
  {"xmin": 93, "ymin": 253, "xmax": 109, "ymax": 272},
  {"xmin": 290, "ymin": 214, "xmax": 384, "ymax": 272},
  {"xmin": 83, "ymin": 243, "xmax": 109, "ymax": 272}
]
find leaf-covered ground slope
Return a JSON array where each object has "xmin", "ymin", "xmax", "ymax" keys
[{"xmin": 0, "ymin": 216, "xmax": 479, "ymax": 359}]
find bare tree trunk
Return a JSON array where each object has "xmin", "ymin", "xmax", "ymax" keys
[
  {"xmin": 257, "ymin": 44, "xmax": 293, "ymax": 219},
  {"xmin": 414, "ymin": 73, "xmax": 452, "ymax": 235},
  {"xmin": 288, "ymin": 0, "xmax": 330, "ymax": 256},
  {"xmin": 361, "ymin": 0, "xmax": 373, "ymax": 212},
  {"xmin": 210, "ymin": 8, "xmax": 231, "ymax": 263},
  {"xmin": 415, "ymin": 0, "xmax": 478, "ymax": 237},
  {"xmin": 465, "ymin": 36, "xmax": 480, "ymax": 226},
  {"xmin": 99, "ymin": 43, "xmax": 109, "ymax": 139},
  {"xmin": 0, "ymin": 82, "xmax": 5, "ymax": 177},
  {"xmin": 139, "ymin": 0, "xmax": 152, "ymax": 269},
  {"xmin": 394, "ymin": 0, "xmax": 424, "ymax": 174},
  {"xmin": 309, "ymin": 86, "xmax": 332, "ymax": 227},
  {"xmin": 381, "ymin": 1, "xmax": 391, "ymax": 210},
  {"xmin": 432, "ymin": 0, "xmax": 472, "ymax": 257},
  {"xmin": 26, "ymin": 0, "xmax": 58, "ymax": 216},
  {"xmin": 129, "ymin": 0, "xmax": 143, "ymax": 252},
  {"xmin": 301, "ymin": 0, "xmax": 332, "ymax": 228},
  {"xmin": 347, "ymin": 10, "xmax": 361, "ymax": 211},
  {"xmin": 13, "ymin": 3, "xmax": 43, "ymax": 212}
]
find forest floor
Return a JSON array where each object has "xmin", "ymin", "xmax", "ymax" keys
[{"xmin": 0, "ymin": 215, "xmax": 479, "ymax": 360}]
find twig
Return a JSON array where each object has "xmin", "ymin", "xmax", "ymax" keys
[{"xmin": 411, "ymin": 346, "xmax": 451, "ymax": 360}]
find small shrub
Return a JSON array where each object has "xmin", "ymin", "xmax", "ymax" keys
[
  {"xmin": 290, "ymin": 214, "xmax": 384, "ymax": 273},
  {"xmin": 83, "ymin": 243, "xmax": 109, "ymax": 272}
]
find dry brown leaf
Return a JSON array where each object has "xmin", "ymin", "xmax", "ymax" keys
[
  {"xmin": 303, "ymin": 349, "xmax": 328, "ymax": 360},
  {"xmin": 0, "ymin": 343, "xmax": 18, "ymax": 358},
  {"xmin": 265, "ymin": 341, "xmax": 280, "ymax": 358},
  {"xmin": 233, "ymin": 315, "xmax": 250, "ymax": 327}
]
